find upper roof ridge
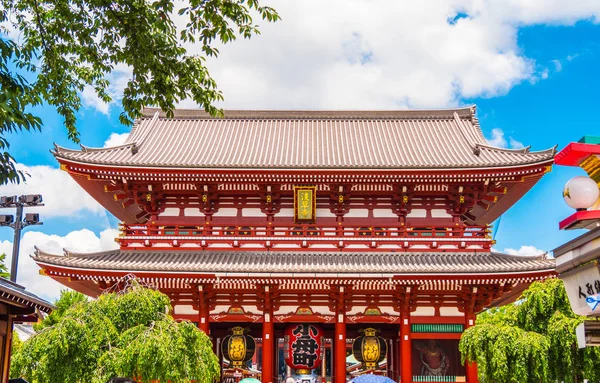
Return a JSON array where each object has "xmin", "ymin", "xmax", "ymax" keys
[
  {"xmin": 140, "ymin": 106, "xmax": 477, "ymax": 120},
  {"xmin": 80, "ymin": 143, "xmax": 135, "ymax": 152}
]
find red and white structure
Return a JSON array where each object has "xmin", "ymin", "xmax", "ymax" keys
[{"xmin": 33, "ymin": 107, "xmax": 556, "ymax": 383}]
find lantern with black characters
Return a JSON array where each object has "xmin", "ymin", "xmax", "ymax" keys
[
  {"xmin": 221, "ymin": 326, "xmax": 256, "ymax": 369},
  {"xmin": 352, "ymin": 328, "xmax": 387, "ymax": 369},
  {"xmin": 284, "ymin": 323, "xmax": 324, "ymax": 374}
]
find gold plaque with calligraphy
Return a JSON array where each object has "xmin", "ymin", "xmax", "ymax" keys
[{"xmin": 293, "ymin": 186, "xmax": 317, "ymax": 223}]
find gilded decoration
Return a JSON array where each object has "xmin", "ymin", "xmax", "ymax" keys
[
  {"xmin": 295, "ymin": 306, "xmax": 314, "ymax": 315},
  {"xmin": 293, "ymin": 186, "xmax": 317, "ymax": 223}
]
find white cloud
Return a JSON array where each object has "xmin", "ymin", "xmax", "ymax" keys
[
  {"xmin": 0, "ymin": 228, "xmax": 119, "ymax": 302},
  {"xmin": 81, "ymin": 64, "xmax": 132, "ymax": 115},
  {"xmin": 81, "ymin": 85, "xmax": 111, "ymax": 115},
  {"xmin": 103, "ymin": 132, "xmax": 129, "ymax": 148},
  {"xmin": 502, "ymin": 245, "xmax": 546, "ymax": 257},
  {"xmin": 487, "ymin": 128, "xmax": 507, "ymax": 147},
  {"xmin": 486, "ymin": 128, "xmax": 525, "ymax": 149},
  {"xmin": 170, "ymin": 0, "xmax": 600, "ymax": 110},
  {"xmin": 509, "ymin": 137, "xmax": 525, "ymax": 149},
  {"xmin": 29, "ymin": 0, "xmax": 597, "ymax": 113},
  {"xmin": 551, "ymin": 59, "xmax": 563, "ymax": 72},
  {"xmin": 0, "ymin": 164, "xmax": 106, "ymax": 218}
]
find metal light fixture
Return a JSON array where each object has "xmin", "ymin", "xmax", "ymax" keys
[
  {"xmin": 24, "ymin": 213, "xmax": 40, "ymax": 224},
  {"xmin": 0, "ymin": 196, "xmax": 17, "ymax": 206},
  {"xmin": 20, "ymin": 194, "xmax": 43, "ymax": 205},
  {"xmin": 0, "ymin": 194, "xmax": 44, "ymax": 282},
  {"xmin": 0, "ymin": 215, "xmax": 14, "ymax": 225}
]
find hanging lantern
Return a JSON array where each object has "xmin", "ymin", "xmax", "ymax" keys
[
  {"xmin": 563, "ymin": 176, "xmax": 600, "ymax": 210},
  {"xmin": 284, "ymin": 323, "xmax": 324, "ymax": 373},
  {"xmin": 352, "ymin": 328, "xmax": 387, "ymax": 369},
  {"xmin": 221, "ymin": 326, "xmax": 256, "ymax": 369}
]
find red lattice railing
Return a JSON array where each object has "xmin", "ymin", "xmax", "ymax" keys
[{"xmin": 117, "ymin": 224, "xmax": 492, "ymax": 251}]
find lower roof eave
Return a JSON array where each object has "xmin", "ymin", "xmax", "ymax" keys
[
  {"xmin": 58, "ymin": 157, "xmax": 554, "ymax": 174},
  {"xmin": 36, "ymin": 261, "xmax": 556, "ymax": 282}
]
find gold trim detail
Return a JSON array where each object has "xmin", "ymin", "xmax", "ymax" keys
[
  {"xmin": 59, "ymin": 163, "xmax": 68, "ymax": 171},
  {"xmin": 293, "ymin": 185, "xmax": 317, "ymax": 223},
  {"xmin": 582, "ymin": 155, "xmax": 600, "ymax": 183}
]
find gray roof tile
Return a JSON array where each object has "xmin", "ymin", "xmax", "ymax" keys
[
  {"xmin": 53, "ymin": 107, "xmax": 555, "ymax": 169},
  {"xmin": 33, "ymin": 249, "xmax": 555, "ymax": 275}
]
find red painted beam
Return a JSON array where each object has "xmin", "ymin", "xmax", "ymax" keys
[
  {"xmin": 559, "ymin": 210, "xmax": 600, "ymax": 230},
  {"xmin": 555, "ymin": 142, "xmax": 600, "ymax": 167}
]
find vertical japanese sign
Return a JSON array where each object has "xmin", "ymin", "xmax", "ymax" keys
[
  {"xmin": 294, "ymin": 186, "xmax": 317, "ymax": 223},
  {"xmin": 284, "ymin": 323, "xmax": 323, "ymax": 370},
  {"xmin": 562, "ymin": 261, "xmax": 600, "ymax": 316}
]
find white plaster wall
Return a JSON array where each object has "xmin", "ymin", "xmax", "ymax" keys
[
  {"xmin": 439, "ymin": 307, "xmax": 464, "ymax": 317},
  {"xmin": 411, "ymin": 306, "xmax": 435, "ymax": 316},
  {"xmin": 159, "ymin": 207, "xmax": 180, "ymax": 216},
  {"xmin": 174, "ymin": 305, "xmax": 198, "ymax": 315},
  {"xmin": 184, "ymin": 207, "xmax": 203, "ymax": 216},
  {"xmin": 212, "ymin": 208, "xmax": 238, "ymax": 217}
]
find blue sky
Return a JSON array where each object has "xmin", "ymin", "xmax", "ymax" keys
[{"xmin": 1, "ymin": 2, "xmax": 600, "ymax": 300}]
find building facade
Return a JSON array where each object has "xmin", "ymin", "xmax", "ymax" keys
[
  {"xmin": 554, "ymin": 136, "xmax": 600, "ymax": 346},
  {"xmin": 0, "ymin": 278, "xmax": 53, "ymax": 382},
  {"xmin": 33, "ymin": 107, "xmax": 556, "ymax": 383}
]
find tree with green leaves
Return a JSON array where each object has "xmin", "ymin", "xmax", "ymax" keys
[
  {"xmin": 0, "ymin": 0, "xmax": 279, "ymax": 184},
  {"xmin": 11, "ymin": 281, "xmax": 219, "ymax": 383},
  {"xmin": 459, "ymin": 278, "xmax": 600, "ymax": 383},
  {"xmin": 33, "ymin": 289, "xmax": 87, "ymax": 331},
  {"xmin": 0, "ymin": 253, "xmax": 9, "ymax": 278}
]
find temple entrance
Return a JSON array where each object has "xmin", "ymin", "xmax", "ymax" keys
[{"xmin": 411, "ymin": 339, "xmax": 465, "ymax": 381}]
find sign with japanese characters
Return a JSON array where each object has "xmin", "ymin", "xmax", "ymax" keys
[
  {"xmin": 562, "ymin": 261, "xmax": 600, "ymax": 316},
  {"xmin": 284, "ymin": 323, "xmax": 323, "ymax": 370},
  {"xmin": 293, "ymin": 186, "xmax": 317, "ymax": 223}
]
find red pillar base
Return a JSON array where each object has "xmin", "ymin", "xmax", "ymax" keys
[
  {"xmin": 262, "ymin": 312, "xmax": 274, "ymax": 383},
  {"xmin": 465, "ymin": 308, "xmax": 479, "ymax": 383},
  {"xmin": 400, "ymin": 308, "xmax": 412, "ymax": 383},
  {"xmin": 335, "ymin": 313, "xmax": 346, "ymax": 383}
]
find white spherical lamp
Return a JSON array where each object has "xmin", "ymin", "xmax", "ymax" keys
[{"xmin": 563, "ymin": 176, "xmax": 600, "ymax": 210}]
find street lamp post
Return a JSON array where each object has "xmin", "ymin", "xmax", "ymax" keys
[{"xmin": 0, "ymin": 195, "xmax": 43, "ymax": 282}]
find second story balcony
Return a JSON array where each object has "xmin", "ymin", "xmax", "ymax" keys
[{"xmin": 117, "ymin": 224, "xmax": 492, "ymax": 252}]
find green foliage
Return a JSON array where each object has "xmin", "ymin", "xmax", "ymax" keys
[
  {"xmin": 459, "ymin": 278, "xmax": 600, "ymax": 383},
  {"xmin": 11, "ymin": 282, "xmax": 219, "ymax": 383},
  {"xmin": 9, "ymin": 331, "xmax": 22, "ymax": 379},
  {"xmin": 0, "ymin": 0, "xmax": 280, "ymax": 185},
  {"xmin": 0, "ymin": 253, "xmax": 10, "ymax": 278},
  {"xmin": 33, "ymin": 289, "xmax": 87, "ymax": 331}
]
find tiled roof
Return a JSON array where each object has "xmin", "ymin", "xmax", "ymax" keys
[
  {"xmin": 33, "ymin": 248, "xmax": 555, "ymax": 275},
  {"xmin": 53, "ymin": 106, "xmax": 555, "ymax": 169},
  {"xmin": 0, "ymin": 278, "xmax": 54, "ymax": 313}
]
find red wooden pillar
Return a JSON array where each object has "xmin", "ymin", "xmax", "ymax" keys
[
  {"xmin": 393, "ymin": 338, "xmax": 401, "ymax": 382},
  {"xmin": 262, "ymin": 286, "xmax": 274, "ymax": 383},
  {"xmin": 335, "ymin": 287, "xmax": 347, "ymax": 383},
  {"xmin": 198, "ymin": 285, "xmax": 210, "ymax": 334},
  {"xmin": 400, "ymin": 298, "xmax": 412, "ymax": 383},
  {"xmin": 464, "ymin": 304, "xmax": 479, "ymax": 383}
]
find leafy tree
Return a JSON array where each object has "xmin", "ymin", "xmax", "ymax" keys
[
  {"xmin": 0, "ymin": 253, "xmax": 10, "ymax": 278},
  {"xmin": 0, "ymin": 0, "xmax": 279, "ymax": 184},
  {"xmin": 33, "ymin": 289, "xmax": 87, "ymax": 331},
  {"xmin": 11, "ymin": 281, "xmax": 219, "ymax": 383},
  {"xmin": 459, "ymin": 278, "xmax": 600, "ymax": 383},
  {"xmin": 11, "ymin": 330, "xmax": 22, "ymax": 359}
]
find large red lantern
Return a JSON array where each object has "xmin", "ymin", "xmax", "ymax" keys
[{"xmin": 284, "ymin": 323, "xmax": 324, "ymax": 373}]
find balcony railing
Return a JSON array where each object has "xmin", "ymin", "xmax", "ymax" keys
[{"xmin": 117, "ymin": 224, "xmax": 491, "ymax": 251}]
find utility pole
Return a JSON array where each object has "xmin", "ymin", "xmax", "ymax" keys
[{"xmin": 0, "ymin": 194, "xmax": 43, "ymax": 282}]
